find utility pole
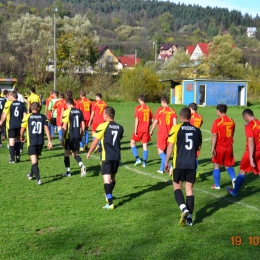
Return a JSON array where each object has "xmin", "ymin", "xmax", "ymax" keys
[
  {"xmin": 53, "ymin": 8, "xmax": 58, "ymax": 91},
  {"xmin": 153, "ymin": 41, "xmax": 157, "ymax": 72}
]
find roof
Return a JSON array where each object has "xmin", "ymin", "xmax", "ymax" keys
[
  {"xmin": 186, "ymin": 46, "xmax": 196, "ymax": 55},
  {"xmin": 160, "ymin": 43, "xmax": 177, "ymax": 51},
  {"xmin": 118, "ymin": 56, "xmax": 141, "ymax": 67},
  {"xmin": 98, "ymin": 46, "xmax": 108, "ymax": 55},
  {"xmin": 197, "ymin": 42, "xmax": 209, "ymax": 55}
]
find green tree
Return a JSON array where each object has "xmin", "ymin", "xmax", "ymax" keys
[
  {"xmin": 158, "ymin": 12, "xmax": 173, "ymax": 33},
  {"xmin": 207, "ymin": 34, "xmax": 245, "ymax": 79},
  {"xmin": 119, "ymin": 65, "xmax": 163, "ymax": 102}
]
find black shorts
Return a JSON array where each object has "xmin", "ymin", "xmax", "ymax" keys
[
  {"xmin": 64, "ymin": 138, "xmax": 80, "ymax": 152},
  {"xmin": 101, "ymin": 160, "xmax": 120, "ymax": 175},
  {"xmin": 173, "ymin": 169, "xmax": 196, "ymax": 184},
  {"xmin": 8, "ymin": 128, "xmax": 21, "ymax": 138},
  {"xmin": 28, "ymin": 145, "xmax": 43, "ymax": 156},
  {"xmin": 50, "ymin": 117, "xmax": 57, "ymax": 126}
]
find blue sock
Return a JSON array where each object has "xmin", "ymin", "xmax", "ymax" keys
[
  {"xmin": 233, "ymin": 174, "xmax": 245, "ymax": 194},
  {"xmin": 143, "ymin": 150, "xmax": 148, "ymax": 161},
  {"xmin": 159, "ymin": 152, "xmax": 166, "ymax": 171},
  {"xmin": 58, "ymin": 130, "xmax": 62, "ymax": 141},
  {"xmin": 79, "ymin": 141, "xmax": 84, "ymax": 148},
  {"xmin": 85, "ymin": 131, "xmax": 89, "ymax": 145},
  {"xmin": 50, "ymin": 125, "xmax": 54, "ymax": 137},
  {"xmin": 131, "ymin": 147, "xmax": 139, "ymax": 158},
  {"xmin": 213, "ymin": 169, "xmax": 221, "ymax": 187},
  {"xmin": 227, "ymin": 167, "xmax": 236, "ymax": 181}
]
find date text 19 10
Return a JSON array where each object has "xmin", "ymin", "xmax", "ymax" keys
[{"xmin": 230, "ymin": 236, "xmax": 260, "ymax": 246}]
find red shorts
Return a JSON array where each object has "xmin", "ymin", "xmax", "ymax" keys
[
  {"xmin": 157, "ymin": 135, "xmax": 168, "ymax": 151},
  {"xmin": 131, "ymin": 132, "xmax": 151, "ymax": 143},
  {"xmin": 47, "ymin": 111, "xmax": 52, "ymax": 121},
  {"xmin": 56, "ymin": 115, "xmax": 62, "ymax": 127},
  {"xmin": 92, "ymin": 122, "xmax": 100, "ymax": 132},
  {"xmin": 240, "ymin": 150, "xmax": 260, "ymax": 174},
  {"xmin": 212, "ymin": 145, "xmax": 235, "ymax": 167}
]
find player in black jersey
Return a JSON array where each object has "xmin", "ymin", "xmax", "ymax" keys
[
  {"xmin": 61, "ymin": 98, "xmax": 86, "ymax": 177},
  {"xmin": 165, "ymin": 108, "xmax": 202, "ymax": 227},
  {"xmin": 0, "ymin": 91, "xmax": 7, "ymax": 146},
  {"xmin": 20, "ymin": 102, "xmax": 52, "ymax": 185},
  {"xmin": 87, "ymin": 107, "xmax": 124, "ymax": 209},
  {"xmin": 0, "ymin": 91, "xmax": 26, "ymax": 163}
]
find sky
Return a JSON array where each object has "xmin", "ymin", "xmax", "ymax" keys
[{"xmin": 167, "ymin": 0, "xmax": 259, "ymax": 17}]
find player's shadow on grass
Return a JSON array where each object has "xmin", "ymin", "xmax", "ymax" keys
[
  {"xmin": 195, "ymin": 175, "xmax": 260, "ymax": 225},
  {"xmin": 42, "ymin": 174, "xmax": 64, "ymax": 184},
  {"xmin": 85, "ymin": 165, "xmax": 102, "ymax": 177},
  {"xmin": 116, "ymin": 181, "xmax": 172, "ymax": 207}
]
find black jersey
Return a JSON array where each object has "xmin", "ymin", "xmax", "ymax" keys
[
  {"xmin": 94, "ymin": 121, "xmax": 124, "ymax": 161},
  {"xmin": 168, "ymin": 122, "xmax": 202, "ymax": 169},
  {"xmin": 21, "ymin": 113, "xmax": 48, "ymax": 147},
  {"xmin": 0, "ymin": 97, "xmax": 7, "ymax": 117},
  {"xmin": 4, "ymin": 101, "xmax": 26, "ymax": 129},
  {"xmin": 62, "ymin": 107, "xmax": 84, "ymax": 139}
]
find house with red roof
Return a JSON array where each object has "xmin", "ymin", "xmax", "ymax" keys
[
  {"xmin": 118, "ymin": 55, "xmax": 141, "ymax": 69},
  {"xmin": 158, "ymin": 43, "xmax": 178, "ymax": 62},
  {"xmin": 187, "ymin": 42, "xmax": 209, "ymax": 62}
]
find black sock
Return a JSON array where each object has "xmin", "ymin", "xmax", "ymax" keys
[
  {"xmin": 111, "ymin": 181, "xmax": 116, "ymax": 192},
  {"xmin": 15, "ymin": 142, "xmax": 20, "ymax": 157},
  {"xmin": 104, "ymin": 183, "xmax": 113, "ymax": 205},
  {"xmin": 9, "ymin": 145, "xmax": 15, "ymax": 161},
  {"xmin": 32, "ymin": 163, "xmax": 40, "ymax": 181},
  {"xmin": 186, "ymin": 195, "xmax": 194, "ymax": 214},
  {"xmin": 174, "ymin": 189, "xmax": 185, "ymax": 206},
  {"xmin": 64, "ymin": 156, "xmax": 70, "ymax": 167},
  {"xmin": 74, "ymin": 155, "xmax": 82, "ymax": 164}
]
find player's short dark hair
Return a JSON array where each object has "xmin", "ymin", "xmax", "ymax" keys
[
  {"xmin": 30, "ymin": 102, "xmax": 40, "ymax": 111},
  {"xmin": 9, "ymin": 91, "xmax": 18, "ymax": 99},
  {"xmin": 104, "ymin": 107, "xmax": 115, "ymax": 119},
  {"xmin": 189, "ymin": 102, "xmax": 197, "ymax": 111},
  {"xmin": 96, "ymin": 93, "xmax": 102, "ymax": 99},
  {"xmin": 30, "ymin": 87, "xmax": 36, "ymax": 93},
  {"xmin": 66, "ymin": 98, "xmax": 74, "ymax": 105},
  {"xmin": 216, "ymin": 104, "xmax": 227, "ymax": 113},
  {"xmin": 242, "ymin": 108, "xmax": 254, "ymax": 117},
  {"xmin": 59, "ymin": 92, "xmax": 64, "ymax": 98},
  {"xmin": 180, "ymin": 107, "xmax": 191, "ymax": 120},
  {"xmin": 66, "ymin": 90, "xmax": 73, "ymax": 98},
  {"xmin": 160, "ymin": 95, "xmax": 169, "ymax": 104},
  {"xmin": 80, "ymin": 90, "xmax": 86, "ymax": 97},
  {"xmin": 138, "ymin": 94, "xmax": 145, "ymax": 101},
  {"xmin": 3, "ymin": 90, "xmax": 8, "ymax": 95},
  {"xmin": 53, "ymin": 91, "xmax": 58, "ymax": 97}
]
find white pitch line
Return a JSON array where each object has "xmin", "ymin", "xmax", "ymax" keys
[{"xmin": 90, "ymin": 155, "xmax": 260, "ymax": 212}]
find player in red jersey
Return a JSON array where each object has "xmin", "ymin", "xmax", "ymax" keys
[
  {"xmin": 76, "ymin": 90, "xmax": 92, "ymax": 150},
  {"xmin": 88, "ymin": 93, "xmax": 107, "ymax": 153},
  {"xmin": 52, "ymin": 92, "xmax": 66, "ymax": 141},
  {"xmin": 227, "ymin": 109, "xmax": 260, "ymax": 197},
  {"xmin": 189, "ymin": 102, "xmax": 203, "ymax": 180},
  {"xmin": 150, "ymin": 95, "xmax": 177, "ymax": 173},
  {"xmin": 211, "ymin": 104, "xmax": 236, "ymax": 190},
  {"xmin": 130, "ymin": 94, "xmax": 153, "ymax": 167},
  {"xmin": 44, "ymin": 90, "xmax": 54, "ymax": 136}
]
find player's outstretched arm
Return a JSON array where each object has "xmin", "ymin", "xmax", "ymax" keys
[
  {"xmin": 86, "ymin": 138, "xmax": 99, "ymax": 159},
  {"xmin": 44, "ymin": 125, "xmax": 52, "ymax": 150}
]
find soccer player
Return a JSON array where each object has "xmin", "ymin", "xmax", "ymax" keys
[
  {"xmin": 76, "ymin": 90, "xmax": 92, "ymax": 150},
  {"xmin": 189, "ymin": 102, "xmax": 203, "ymax": 180},
  {"xmin": 20, "ymin": 102, "xmax": 52, "ymax": 185},
  {"xmin": 86, "ymin": 107, "xmax": 124, "ymax": 209},
  {"xmin": 27, "ymin": 87, "xmax": 41, "ymax": 113},
  {"xmin": 0, "ymin": 91, "xmax": 27, "ymax": 163},
  {"xmin": 0, "ymin": 90, "xmax": 7, "ymax": 146},
  {"xmin": 48, "ymin": 91, "xmax": 59, "ymax": 139},
  {"xmin": 61, "ymin": 98, "xmax": 86, "ymax": 177},
  {"xmin": 0, "ymin": 90, "xmax": 9, "ymax": 141},
  {"xmin": 227, "ymin": 109, "xmax": 260, "ymax": 197},
  {"xmin": 52, "ymin": 92, "xmax": 66, "ymax": 141},
  {"xmin": 45, "ymin": 90, "xmax": 54, "ymax": 136},
  {"xmin": 165, "ymin": 107, "xmax": 202, "ymax": 227},
  {"xmin": 130, "ymin": 94, "xmax": 153, "ymax": 167},
  {"xmin": 211, "ymin": 104, "xmax": 236, "ymax": 190},
  {"xmin": 150, "ymin": 95, "xmax": 177, "ymax": 173},
  {"xmin": 88, "ymin": 93, "xmax": 107, "ymax": 153}
]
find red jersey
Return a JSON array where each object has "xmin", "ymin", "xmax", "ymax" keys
[
  {"xmin": 45, "ymin": 95, "xmax": 53, "ymax": 120},
  {"xmin": 155, "ymin": 106, "xmax": 177, "ymax": 137},
  {"xmin": 53, "ymin": 99, "xmax": 66, "ymax": 118},
  {"xmin": 135, "ymin": 104, "xmax": 153, "ymax": 133},
  {"xmin": 92, "ymin": 100, "xmax": 108, "ymax": 125},
  {"xmin": 190, "ymin": 112, "xmax": 203, "ymax": 128},
  {"xmin": 211, "ymin": 115, "xmax": 235, "ymax": 148},
  {"xmin": 245, "ymin": 119, "xmax": 260, "ymax": 151},
  {"xmin": 76, "ymin": 97, "xmax": 92, "ymax": 120}
]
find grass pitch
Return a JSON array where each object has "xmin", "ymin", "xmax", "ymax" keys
[{"xmin": 0, "ymin": 102, "xmax": 260, "ymax": 259}]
